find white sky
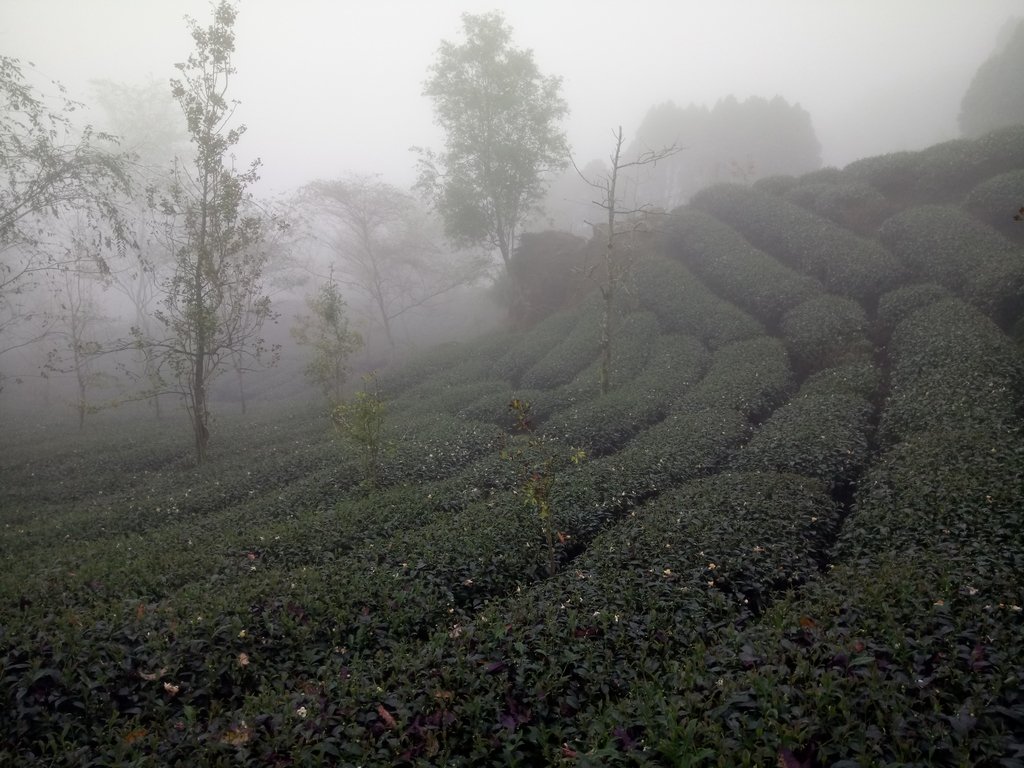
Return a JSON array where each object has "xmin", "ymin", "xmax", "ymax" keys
[{"xmin": 2, "ymin": 0, "xmax": 1019, "ymax": 197}]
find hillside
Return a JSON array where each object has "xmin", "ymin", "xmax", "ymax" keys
[{"xmin": 2, "ymin": 126, "xmax": 1024, "ymax": 766}]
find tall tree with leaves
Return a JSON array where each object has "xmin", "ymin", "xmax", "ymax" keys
[
  {"xmin": 144, "ymin": 1, "xmax": 274, "ymax": 463},
  {"xmin": 416, "ymin": 12, "xmax": 567, "ymax": 317}
]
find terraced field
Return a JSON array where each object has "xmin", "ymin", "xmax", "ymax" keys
[{"xmin": 2, "ymin": 126, "xmax": 1023, "ymax": 766}]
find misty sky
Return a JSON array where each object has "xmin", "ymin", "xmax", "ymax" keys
[{"xmin": 2, "ymin": 0, "xmax": 1020, "ymax": 197}]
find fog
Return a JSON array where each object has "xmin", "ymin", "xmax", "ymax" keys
[
  {"xmin": 3, "ymin": 0, "xmax": 1018, "ymax": 195},
  {"xmin": 1, "ymin": 0, "xmax": 1021, "ymax": 423}
]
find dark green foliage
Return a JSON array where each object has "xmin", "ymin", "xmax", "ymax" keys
[
  {"xmin": 784, "ymin": 178, "xmax": 890, "ymax": 233},
  {"xmin": 490, "ymin": 306, "xmax": 582, "ymax": 383},
  {"xmin": 7, "ymin": 125, "xmax": 1024, "ymax": 766},
  {"xmin": 964, "ymin": 168, "xmax": 1024, "ymax": 239},
  {"xmin": 912, "ymin": 130, "xmax": 1024, "ymax": 202},
  {"xmin": 681, "ymin": 336, "xmax": 793, "ymax": 418},
  {"xmin": 780, "ymin": 294, "xmax": 871, "ymax": 374},
  {"xmin": 631, "ymin": 254, "xmax": 764, "ymax": 348},
  {"xmin": 751, "ymin": 173, "xmax": 799, "ymax": 196},
  {"xmin": 844, "ymin": 125, "xmax": 1024, "ymax": 208},
  {"xmin": 799, "ymin": 357, "xmax": 882, "ymax": 400},
  {"xmin": 880, "ymin": 298, "xmax": 1023, "ymax": 441},
  {"xmin": 377, "ymin": 331, "xmax": 513, "ymax": 396},
  {"xmin": 691, "ymin": 183, "xmax": 905, "ymax": 301},
  {"xmin": 875, "ymin": 282, "xmax": 953, "ymax": 334},
  {"xmin": 668, "ymin": 208, "xmax": 822, "ymax": 326},
  {"xmin": 519, "ymin": 297, "xmax": 605, "ymax": 389},
  {"xmin": 878, "ymin": 205, "xmax": 1024, "ymax": 324},
  {"xmin": 542, "ymin": 331, "xmax": 706, "ymax": 456},
  {"xmin": 562, "ymin": 310, "xmax": 662, "ymax": 395},
  {"xmin": 729, "ymin": 392, "xmax": 873, "ymax": 485}
]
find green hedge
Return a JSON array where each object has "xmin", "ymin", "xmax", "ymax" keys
[
  {"xmin": 282, "ymin": 472, "xmax": 838, "ymax": 766},
  {"xmin": 912, "ymin": 126, "xmax": 1024, "ymax": 203},
  {"xmin": 518, "ymin": 298, "xmax": 604, "ymax": 390},
  {"xmin": 964, "ymin": 168, "xmax": 1024, "ymax": 238},
  {"xmin": 728, "ymin": 392, "xmax": 873, "ymax": 486},
  {"xmin": 752, "ymin": 174, "xmax": 800, "ymax": 196},
  {"xmin": 880, "ymin": 297, "xmax": 1023, "ymax": 441},
  {"xmin": 799, "ymin": 356, "xmax": 882, "ymax": 400},
  {"xmin": 667, "ymin": 208, "xmax": 822, "ymax": 326},
  {"xmin": 843, "ymin": 125, "xmax": 1024, "ymax": 209},
  {"xmin": 690, "ymin": 183, "xmax": 905, "ymax": 301},
  {"xmin": 681, "ymin": 336, "xmax": 793, "ymax": 419},
  {"xmin": 490, "ymin": 306, "xmax": 583, "ymax": 384},
  {"xmin": 779, "ymin": 294, "xmax": 871, "ymax": 373},
  {"xmin": 631, "ymin": 254, "xmax": 764, "ymax": 348},
  {"xmin": 876, "ymin": 282, "xmax": 953, "ymax": 335},
  {"xmin": 562, "ymin": 310, "xmax": 663, "ymax": 396},
  {"xmin": 843, "ymin": 150, "xmax": 923, "ymax": 202},
  {"xmin": 878, "ymin": 204, "xmax": 1024, "ymax": 323},
  {"xmin": 378, "ymin": 332, "xmax": 512, "ymax": 396},
  {"xmin": 542, "ymin": 332, "xmax": 707, "ymax": 456},
  {"xmin": 784, "ymin": 178, "xmax": 890, "ymax": 234}
]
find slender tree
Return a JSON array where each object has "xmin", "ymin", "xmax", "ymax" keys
[
  {"xmin": 43, "ymin": 251, "xmax": 112, "ymax": 429},
  {"xmin": 574, "ymin": 127, "xmax": 680, "ymax": 394},
  {"xmin": 143, "ymin": 1, "xmax": 274, "ymax": 462},
  {"xmin": 415, "ymin": 12, "xmax": 567, "ymax": 318}
]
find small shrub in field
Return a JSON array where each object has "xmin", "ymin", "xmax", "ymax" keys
[
  {"xmin": 492, "ymin": 304, "xmax": 588, "ymax": 384},
  {"xmin": 799, "ymin": 356, "xmax": 881, "ymax": 400},
  {"xmin": 682, "ymin": 336, "xmax": 793, "ymax": 419},
  {"xmin": 843, "ymin": 150, "xmax": 923, "ymax": 202},
  {"xmin": 331, "ymin": 374, "xmax": 387, "ymax": 488},
  {"xmin": 504, "ymin": 398, "xmax": 586, "ymax": 577},
  {"xmin": 729, "ymin": 392, "xmax": 873, "ymax": 486}
]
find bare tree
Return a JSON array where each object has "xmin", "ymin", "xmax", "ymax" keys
[
  {"xmin": 303, "ymin": 175, "xmax": 486, "ymax": 354},
  {"xmin": 574, "ymin": 127, "xmax": 680, "ymax": 394},
  {"xmin": 43, "ymin": 252, "xmax": 113, "ymax": 429},
  {"xmin": 0, "ymin": 56, "xmax": 132, "ymax": 403}
]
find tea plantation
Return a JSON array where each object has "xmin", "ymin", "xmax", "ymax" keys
[{"xmin": 2, "ymin": 127, "xmax": 1023, "ymax": 766}]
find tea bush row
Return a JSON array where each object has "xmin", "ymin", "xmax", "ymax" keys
[
  {"xmin": 878, "ymin": 205, "xmax": 1024, "ymax": 324},
  {"xmin": 880, "ymin": 297, "xmax": 1023, "ymax": 440},
  {"xmin": 690, "ymin": 183, "xmax": 905, "ymax": 301},
  {"xmin": 680, "ymin": 336, "xmax": 793, "ymax": 419},
  {"xmin": 542, "ymin": 333, "xmax": 708, "ymax": 456},
  {"xmin": 779, "ymin": 294, "xmax": 871, "ymax": 375},
  {"xmin": 518, "ymin": 297, "xmax": 606, "ymax": 390},
  {"xmin": 666, "ymin": 209, "xmax": 822, "ymax": 327},
  {"xmin": 630, "ymin": 255, "xmax": 764, "ymax": 349},
  {"xmin": 171, "ymin": 472, "xmax": 839, "ymax": 767},
  {"xmin": 783, "ymin": 178, "xmax": 890, "ymax": 234}
]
